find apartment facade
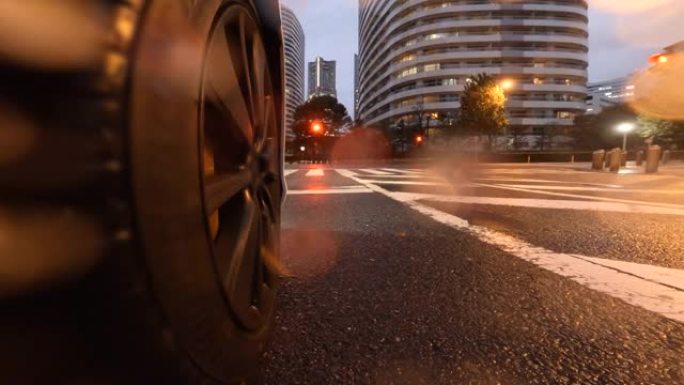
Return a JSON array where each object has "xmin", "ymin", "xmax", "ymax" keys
[{"xmin": 357, "ymin": 0, "xmax": 589, "ymax": 139}]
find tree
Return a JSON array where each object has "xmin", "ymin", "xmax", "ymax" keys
[
  {"xmin": 570, "ymin": 104, "xmax": 638, "ymax": 150},
  {"xmin": 456, "ymin": 73, "xmax": 508, "ymax": 150},
  {"xmin": 636, "ymin": 116, "xmax": 684, "ymax": 148},
  {"xmin": 292, "ymin": 95, "xmax": 351, "ymax": 138}
]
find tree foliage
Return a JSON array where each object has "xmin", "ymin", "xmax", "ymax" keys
[
  {"xmin": 570, "ymin": 103, "xmax": 684, "ymax": 150},
  {"xmin": 456, "ymin": 73, "xmax": 508, "ymax": 147},
  {"xmin": 292, "ymin": 95, "xmax": 351, "ymax": 138},
  {"xmin": 570, "ymin": 104, "xmax": 638, "ymax": 150},
  {"xmin": 636, "ymin": 116, "xmax": 684, "ymax": 148}
]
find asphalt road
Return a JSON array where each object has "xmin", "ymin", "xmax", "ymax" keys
[{"xmin": 259, "ymin": 162, "xmax": 684, "ymax": 385}]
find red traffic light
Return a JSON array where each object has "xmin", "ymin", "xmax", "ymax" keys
[
  {"xmin": 311, "ymin": 121, "xmax": 323, "ymax": 134},
  {"xmin": 415, "ymin": 135, "xmax": 424, "ymax": 143}
]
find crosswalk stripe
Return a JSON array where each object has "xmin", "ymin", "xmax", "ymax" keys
[
  {"xmin": 496, "ymin": 184, "xmax": 684, "ymax": 194},
  {"xmin": 359, "ymin": 168, "xmax": 393, "ymax": 175},
  {"xmin": 287, "ymin": 187, "xmax": 373, "ymax": 195},
  {"xmin": 305, "ymin": 169, "xmax": 324, "ymax": 177},
  {"xmin": 362, "ymin": 179, "xmax": 450, "ymax": 186},
  {"xmin": 284, "ymin": 170, "xmax": 298, "ymax": 177},
  {"xmin": 474, "ymin": 182, "xmax": 684, "ymax": 210},
  {"xmin": 380, "ymin": 168, "xmax": 421, "ymax": 175}
]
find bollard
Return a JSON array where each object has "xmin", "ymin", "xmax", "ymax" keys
[
  {"xmin": 527, "ymin": 155, "xmax": 531, "ymax": 164},
  {"xmin": 645, "ymin": 145, "xmax": 662, "ymax": 174},
  {"xmin": 663, "ymin": 150, "xmax": 671, "ymax": 165},
  {"xmin": 571, "ymin": 154, "xmax": 575, "ymax": 164},
  {"xmin": 636, "ymin": 150, "xmax": 644, "ymax": 166},
  {"xmin": 592, "ymin": 149, "xmax": 605, "ymax": 170},
  {"xmin": 620, "ymin": 151, "xmax": 627, "ymax": 167},
  {"xmin": 609, "ymin": 148, "xmax": 621, "ymax": 172}
]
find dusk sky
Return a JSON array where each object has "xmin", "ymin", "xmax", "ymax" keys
[{"xmin": 282, "ymin": 0, "xmax": 684, "ymax": 118}]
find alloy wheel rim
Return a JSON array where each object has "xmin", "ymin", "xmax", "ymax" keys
[{"xmin": 199, "ymin": 5, "xmax": 279, "ymax": 332}]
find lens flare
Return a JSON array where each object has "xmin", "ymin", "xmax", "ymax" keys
[{"xmin": 630, "ymin": 52, "xmax": 684, "ymax": 120}]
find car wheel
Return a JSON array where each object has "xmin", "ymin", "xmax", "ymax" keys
[{"xmin": 0, "ymin": 1, "xmax": 284, "ymax": 384}]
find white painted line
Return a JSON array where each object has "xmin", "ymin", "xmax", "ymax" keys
[
  {"xmin": 287, "ymin": 187, "xmax": 373, "ymax": 195},
  {"xmin": 579, "ymin": 256, "xmax": 684, "ymax": 292},
  {"xmin": 482, "ymin": 168, "xmax": 580, "ymax": 175},
  {"xmin": 337, "ymin": 168, "xmax": 684, "ymax": 324},
  {"xmin": 473, "ymin": 182, "xmax": 684, "ymax": 211},
  {"xmin": 362, "ymin": 179, "xmax": 451, "ymax": 186},
  {"xmin": 497, "ymin": 184, "xmax": 684, "ymax": 194},
  {"xmin": 357, "ymin": 174, "xmax": 437, "ymax": 179},
  {"xmin": 381, "ymin": 168, "xmax": 421, "ymax": 175},
  {"xmin": 475, "ymin": 178, "xmax": 624, "ymax": 188},
  {"xmin": 359, "ymin": 168, "xmax": 393, "ymax": 175},
  {"xmin": 305, "ymin": 169, "xmax": 324, "ymax": 177},
  {"xmin": 387, "ymin": 193, "xmax": 684, "ymax": 216},
  {"xmin": 284, "ymin": 170, "xmax": 298, "ymax": 177}
]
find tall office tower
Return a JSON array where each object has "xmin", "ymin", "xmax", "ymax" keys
[{"xmin": 308, "ymin": 56, "xmax": 337, "ymax": 99}]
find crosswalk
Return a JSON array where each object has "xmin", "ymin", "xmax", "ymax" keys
[
  {"xmin": 331, "ymin": 168, "xmax": 684, "ymax": 325},
  {"xmin": 285, "ymin": 167, "xmax": 684, "ymax": 216},
  {"xmin": 285, "ymin": 166, "xmax": 684, "ymax": 324}
]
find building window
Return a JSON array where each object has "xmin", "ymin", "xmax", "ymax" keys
[
  {"xmin": 399, "ymin": 54, "xmax": 416, "ymax": 63},
  {"xmin": 423, "ymin": 63, "xmax": 440, "ymax": 72},
  {"xmin": 425, "ymin": 33, "xmax": 445, "ymax": 41},
  {"xmin": 398, "ymin": 66, "xmax": 418, "ymax": 78}
]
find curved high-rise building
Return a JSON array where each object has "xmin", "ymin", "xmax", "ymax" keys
[
  {"xmin": 357, "ymin": 0, "xmax": 588, "ymax": 141},
  {"xmin": 281, "ymin": 5, "xmax": 305, "ymax": 140}
]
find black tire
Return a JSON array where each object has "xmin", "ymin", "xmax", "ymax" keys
[{"xmin": 0, "ymin": 1, "xmax": 285, "ymax": 384}]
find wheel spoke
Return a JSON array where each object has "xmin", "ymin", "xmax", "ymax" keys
[
  {"xmin": 229, "ymin": 13, "xmax": 256, "ymax": 128},
  {"xmin": 251, "ymin": 33, "xmax": 267, "ymax": 145},
  {"xmin": 204, "ymin": 169, "xmax": 251, "ymax": 214},
  {"xmin": 227, "ymin": 196, "xmax": 260, "ymax": 308},
  {"xmin": 206, "ymin": 24, "xmax": 253, "ymax": 144}
]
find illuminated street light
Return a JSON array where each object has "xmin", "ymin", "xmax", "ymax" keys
[
  {"xmin": 616, "ymin": 122, "xmax": 636, "ymax": 151},
  {"xmin": 415, "ymin": 135, "xmax": 424, "ymax": 144},
  {"xmin": 499, "ymin": 78, "xmax": 515, "ymax": 91}
]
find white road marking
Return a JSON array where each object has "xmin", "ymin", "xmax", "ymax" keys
[
  {"xmin": 336, "ymin": 168, "xmax": 684, "ymax": 324},
  {"xmin": 305, "ymin": 169, "xmax": 324, "ymax": 177},
  {"xmin": 355, "ymin": 173, "xmax": 439, "ymax": 179},
  {"xmin": 287, "ymin": 187, "xmax": 372, "ymax": 195},
  {"xmin": 386, "ymin": 192, "xmax": 684, "ymax": 216},
  {"xmin": 579, "ymin": 256, "xmax": 684, "ymax": 292},
  {"xmin": 497, "ymin": 184, "xmax": 684, "ymax": 194},
  {"xmin": 474, "ymin": 182, "xmax": 684, "ymax": 210},
  {"xmin": 475, "ymin": 177, "xmax": 624, "ymax": 188},
  {"xmin": 284, "ymin": 170, "xmax": 298, "ymax": 177},
  {"xmin": 482, "ymin": 168, "xmax": 587, "ymax": 175},
  {"xmin": 361, "ymin": 179, "xmax": 451, "ymax": 186},
  {"xmin": 381, "ymin": 168, "xmax": 421, "ymax": 175},
  {"xmin": 359, "ymin": 168, "xmax": 393, "ymax": 175}
]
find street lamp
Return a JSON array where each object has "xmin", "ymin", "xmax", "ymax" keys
[
  {"xmin": 499, "ymin": 78, "xmax": 515, "ymax": 91},
  {"xmin": 616, "ymin": 122, "xmax": 635, "ymax": 151}
]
